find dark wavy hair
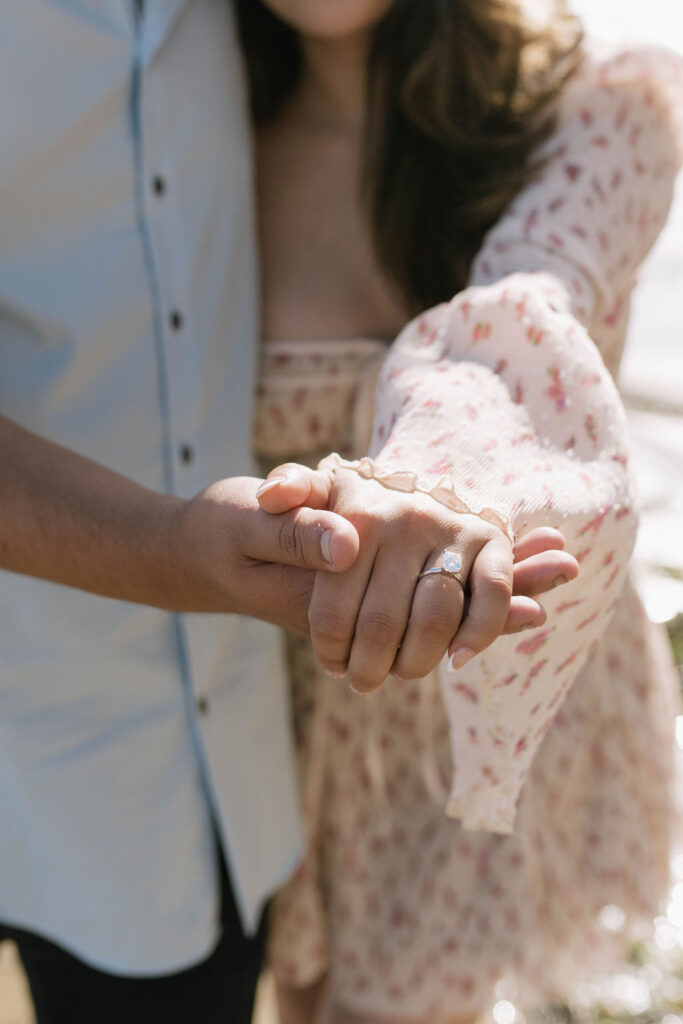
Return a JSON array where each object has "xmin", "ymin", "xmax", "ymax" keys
[{"xmin": 234, "ymin": 0, "xmax": 583, "ymax": 313}]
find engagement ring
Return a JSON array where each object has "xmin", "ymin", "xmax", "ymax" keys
[{"xmin": 417, "ymin": 550, "xmax": 464, "ymax": 583}]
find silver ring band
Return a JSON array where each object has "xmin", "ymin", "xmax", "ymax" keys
[
  {"xmin": 417, "ymin": 566, "xmax": 465, "ymax": 584},
  {"xmin": 417, "ymin": 566, "xmax": 451, "ymax": 580},
  {"xmin": 417, "ymin": 550, "xmax": 465, "ymax": 584}
]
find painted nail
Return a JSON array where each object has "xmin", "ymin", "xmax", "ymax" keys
[
  {"xmin": 256, "ymin": 476, "xmax": 286, "ymax": 498},
  {"xmin": 321, "ymin": 529, "xmax": 334, "ymax": 567},
  {"xmin": 324, "ymin": 669, "xmax": 346, "ymax": 680},
  {"xmin": 553, "ymin": 574, "xmax": 568, "ymax": 587},
  {"xmin": 450, "ymin": 647, "xmax": 475, "ymax": 670}
]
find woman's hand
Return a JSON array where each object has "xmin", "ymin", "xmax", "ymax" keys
[{"xmin": 257, "ymin": 463, "xmax": 579, "ymax": 692}]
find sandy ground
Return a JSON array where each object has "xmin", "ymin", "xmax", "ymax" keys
[{"xmin": 0, "ymin": 944, "xmax": 32, "ymax": 1024}]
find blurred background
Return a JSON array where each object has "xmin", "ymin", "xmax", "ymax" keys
[{"xmin": 0, "ymin": 1, "xmax": 681, "ymax": 1022}]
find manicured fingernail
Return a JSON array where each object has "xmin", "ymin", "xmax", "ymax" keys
[
  {"xmin": 324, "ymin": 669, "xmax": 346, "ymax": 679},
  {"xmin": 321, "ymin": 529, "xmax": 334, "ymax": 567},
  {"xmin": 553, "ymin": 574, "xmax": 568, "ymax": 587},
  {"xmin": 348, "ymin": 682, "xmax": 367, "ymax": 695},
  {"xmin": 256, "ymin": 476, "xmax": 286, "ymax": 498},
  {"xmin": 450, "ymin": 647, "xmax": 475, "ymax": 670}
]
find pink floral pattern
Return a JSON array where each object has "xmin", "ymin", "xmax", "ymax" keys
[{"xmin": 255, "ymin": 45, "xmax": 683, "ymax": 1020}]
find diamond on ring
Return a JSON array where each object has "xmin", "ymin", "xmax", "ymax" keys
[
  {"xmin": 417, "ymin": 550, "xmax": 464, "ymax": 583},
  {"xmin": 441, "ymin": 551, "xmax": 463, "ymax": 574}
]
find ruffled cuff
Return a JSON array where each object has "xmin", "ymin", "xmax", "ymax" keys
[
  {"xmin": 438, "ymin": 637, "xmax": 543, "ymax": 835},
  {"xmin": 317, "ymin": 452, "xmax": 514, "ymax": 544},
  {"xmin": 444, "ymin": 772, "xmax": 525, "ymax": 835}
]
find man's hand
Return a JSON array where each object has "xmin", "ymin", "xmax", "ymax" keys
[
  {"xmin": 257, "ymin": 461, "xmax": 580, "ymax": 690},
  {"xmin": 171, "ymin": 475, "xmax": 359, "ymax": 631},
  {"xmin": 0, "ymin": 415, "xmax": 359, "ymax": 633}
]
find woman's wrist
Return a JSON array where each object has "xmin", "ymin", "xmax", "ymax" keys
[{"xmin": 318, "ymin": 452, "xmax": 513, "ymax": 544}]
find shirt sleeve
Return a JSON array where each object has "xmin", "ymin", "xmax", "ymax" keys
[{"xmin": 323, "ymin": 44, "xmax": 683, "ymax": 833}]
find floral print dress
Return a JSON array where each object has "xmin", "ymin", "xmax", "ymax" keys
[{"xmin": 253, "ymin": 45, "xmax": 683, "ymax": 1019}]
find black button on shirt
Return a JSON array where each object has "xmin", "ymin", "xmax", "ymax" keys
[
  {"xmin": 152, "ymin": 175, "xmax": 166, "ymax": 196},
  {"xmin": 179, "ymin": 443, "xmax": 194, "ymax": 465}
]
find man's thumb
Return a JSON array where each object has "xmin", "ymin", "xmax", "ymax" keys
[{"xmin": 248, "ymin": 505, "xmax": 359, "ymax": 572}]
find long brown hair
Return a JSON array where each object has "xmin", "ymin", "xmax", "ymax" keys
[{"xmin": 234, "ymin": 0, "xmax": 583, "ymax": 313}]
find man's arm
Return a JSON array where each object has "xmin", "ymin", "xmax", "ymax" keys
[{"xmin": 0, "ymin": 414, "xmax": 359, "ymax": 633}]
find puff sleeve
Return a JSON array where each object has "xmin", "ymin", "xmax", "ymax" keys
[{"xmin": 324, "ymin": 45, "xmax": 683, "ymax": 833}]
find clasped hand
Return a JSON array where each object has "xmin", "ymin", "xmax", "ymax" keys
[{"xmin": 257, "ymin": 462, "xmax": 579, "ymax": 693}]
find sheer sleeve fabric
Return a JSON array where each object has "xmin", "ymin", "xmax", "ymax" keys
[
  {"xmin": 324, "ymin": 46, "xmax": 683, "ymax": 833},
  {"xmin": 472, "ymin": 43, "xmax": 683, "ymax": 340}
]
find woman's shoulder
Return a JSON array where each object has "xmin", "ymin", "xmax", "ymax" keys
[{"xmin": 558, "ymin": 39, "xmax": 683, "ymax": 158}]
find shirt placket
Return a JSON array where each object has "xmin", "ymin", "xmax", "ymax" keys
[
  {"xmin": 132, "ymin": 5, "xmax": 203, "ymax": 502},
  {"xmin": 131, "ymin": 5, "xmax": 213, "ymax": 701}
]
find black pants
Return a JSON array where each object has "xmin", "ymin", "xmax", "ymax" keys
[{"xmin": 0, "ymin": 862, "xmax": 267, "ymax": 1024}]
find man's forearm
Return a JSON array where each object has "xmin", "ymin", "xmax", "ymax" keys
[
  {"xmin": 0, "ymin": 413, "xmax": 189, "ymax": 608},
  {"xmin": 0, "ymin": 414, "xmax": 359, "ymax": 628}
]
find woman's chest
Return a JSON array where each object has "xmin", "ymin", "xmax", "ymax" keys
[{"xmin": 256, "ymin": 125, "xmax": 407, "ymax": 342}]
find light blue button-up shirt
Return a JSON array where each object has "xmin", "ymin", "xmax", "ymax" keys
[{"xmin": 0, "ymin": 0, "xmax": 303, "ymax": 974}]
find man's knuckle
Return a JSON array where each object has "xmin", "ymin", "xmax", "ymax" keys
[
  {"xmin": 278, "ymin": 517, "xmax": 298, "ymax": 557},
  {"xmin": 279, "ymin": 514, "xmax": 314, "ymax": 567}
]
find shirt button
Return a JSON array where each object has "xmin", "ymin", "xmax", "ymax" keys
[
  {"xmin": 196, "ymin": 696, "xmax": 209, "ymax": 716},
  {"xmin": 179, "ymin": 443, "xmax": 194, "ymax": 465},
  {"xmin": 169, "ymin": 310, "xmax": 184, "ymax": 331},
  {"xmin": 152, "ymin": 175, "xmax": 166, "ymax": 196}
]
